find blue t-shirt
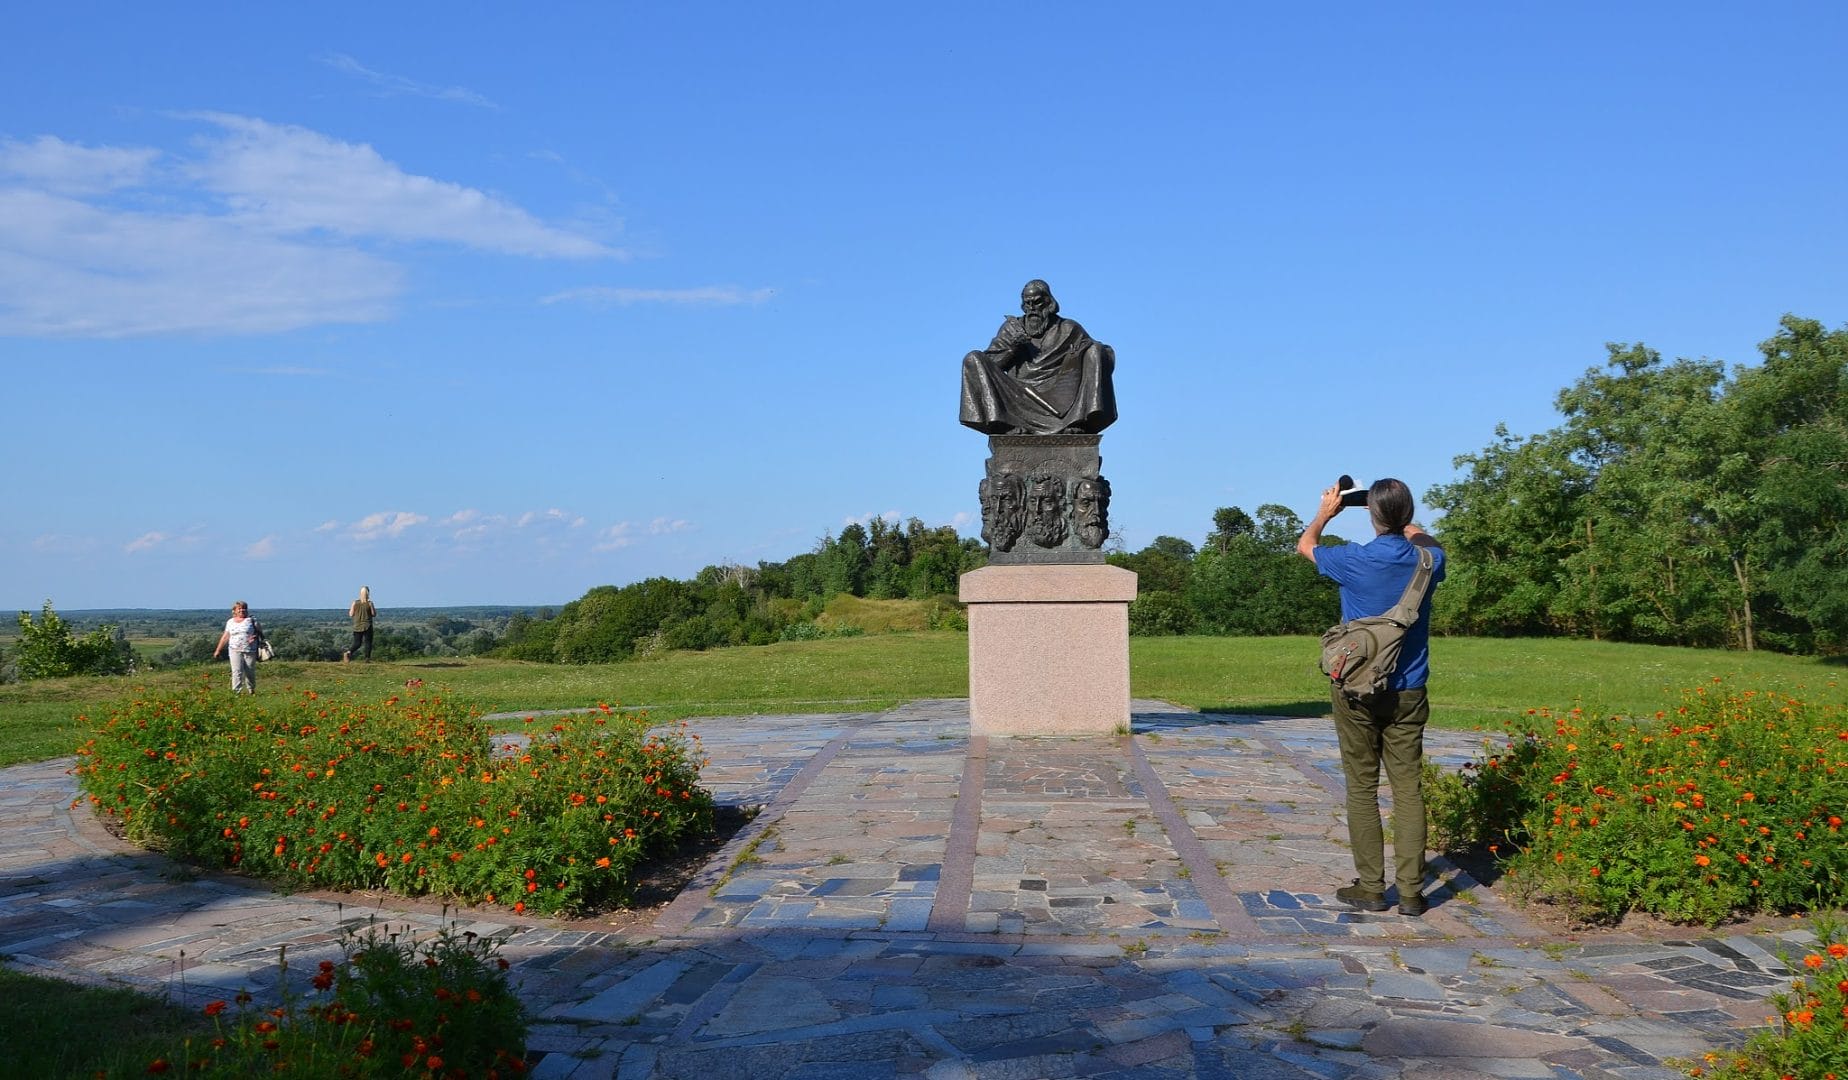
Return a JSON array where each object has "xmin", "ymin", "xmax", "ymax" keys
[{"xmin": 1313, "ymin": 534, "xmax": 1446, "ymax": 691}]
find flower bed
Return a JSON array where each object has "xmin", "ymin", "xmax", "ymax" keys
[
  {"xmin": 1687, "ymin": 917, "xmax": 1848, "ymax": 1078},
  {"xmin": 1427, "ymin": 678, "xmax": 1847, "ymax": 926},
  {"xmin": 123, "ymin": 921, "xmax": 526, "ymax": 1078},
  {"xmin": 73, "ymin": 680, "xmax": 714, "ymax": 915}
]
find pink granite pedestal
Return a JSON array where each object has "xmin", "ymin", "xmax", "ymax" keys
[{"xmin": 958, "ymin": 564, "xmax": 1138, "ymax": 736}]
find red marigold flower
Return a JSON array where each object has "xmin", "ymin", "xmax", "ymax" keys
[
  {"xmin": 1829, "ymin": 943, "xmax": 1848, "ymax": 960},
  {"xmin": 427, "ymin": 1056, "xmax": 444, "ymax": 1070},
  {"xmin": 147, "ymin": 1059, "xmax": 171, "ymax": 1074},
  {"xmin": 203, "ymin": 1000, "xmax": 227, "ymax": 1017},
  {"xmin": 255, "ymin": 1021, "xmax": 278, "ymax": 1033}
]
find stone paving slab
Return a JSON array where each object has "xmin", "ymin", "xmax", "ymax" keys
[{"xmin": 0, "ymin": 699, "xmax": 1821, "ymax": 1078}]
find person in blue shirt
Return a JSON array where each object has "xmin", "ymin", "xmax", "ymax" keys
[{"xmin": 1297, "ymin": 478, "xmax": 1447, "ymax": 916}]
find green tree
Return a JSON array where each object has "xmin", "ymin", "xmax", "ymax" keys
[
  {"xmin": 1108, "ymin": 536, "xmax": 1194, "ymax": 596},
  {"xmin": 1185, "ymin": 509, "xmax": 1338, "ymax": 635},
  {"xmin": 551, "ymin": 579, "xmax": 698, "ymax": 663},
  {"xmin": 1431, "ymin": 318, "xmax": 1848, "ymax": 652},
  {"xmin": 15, "ymin": 601, "xmax": 133, "ymax": 678}
]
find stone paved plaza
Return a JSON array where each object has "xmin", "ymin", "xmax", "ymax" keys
[{"xmin": 0, "ymin": 699, "xmax": 1814, "ymax": 1078}]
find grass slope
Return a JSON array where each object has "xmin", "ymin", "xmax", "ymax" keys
[{"xmin": 2, "ymin": 633, "xmax": 1840, "ymax": 768}]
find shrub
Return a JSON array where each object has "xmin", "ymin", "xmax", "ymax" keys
[
  {"xmin": 16, "ymin": 600, "xmax": 133, "ymax": 678},
  {"xmin": 1128, "ymin": 590, "xmax": 1196, "ymax": 636},
  {"xmin": 1687, "ymin": 916, "xmax": 1848, "ymax": 1079},
  {"xmin": 1429, "ymin": 679, "xmax": 1848, "ymax": 926},
  {"xmin": 105, "ymin": 920, "xmax": 527, "ymax": 1078},
  {"xmin": 73, "ymin": 681, "xmax": 714, "ymax": 915}
]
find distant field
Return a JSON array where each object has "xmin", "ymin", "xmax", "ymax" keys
[{"xmin": 1, "ymin": 633, "xmax": 1839, "ymax": 768}]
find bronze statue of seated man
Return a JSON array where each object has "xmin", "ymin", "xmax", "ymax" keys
[{"xmin": 960, "ymin": 279, "xmax": 1116, "ymax": 436}]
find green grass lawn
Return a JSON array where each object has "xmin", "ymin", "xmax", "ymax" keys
[
  {"xmin": 0, "ymin": 968, "xmax": 211, "ymax": 1077},
  {"xmin": 2, "ymin": 632, "xmax": 1840, "ymax": 767}
]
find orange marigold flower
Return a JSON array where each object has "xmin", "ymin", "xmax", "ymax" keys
[
  {"xmin": 1829, "ymin": 943, "xmax": 1848, "ymax": 959},
  {"xmin": 1694, "ymin": 854, "xmax": 1711, "ymax": 867},
  {"xmin": 1804, "ymin": 954, "xmax": 1825, "ymax": 969},
  {"xmin": 255, "ymin": 1020, "xmax": 278, "ymax": 1033}
]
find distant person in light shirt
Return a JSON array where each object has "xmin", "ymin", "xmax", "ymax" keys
[
  {"xmin": 345, "ymin": 585, "xmax": 375, "ymax": 662},
  {"xmin": 210, "ymin": 601, "xmax": 265, "ymax": 695}
]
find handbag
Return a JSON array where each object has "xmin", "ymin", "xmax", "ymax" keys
[
  {"xmin": 255, "ymin": 623, "xmax": 274, "ymax": 662},
  {"xmin": 1318, "ymin": 546, "xmax": 1435, "ymax": 697}
]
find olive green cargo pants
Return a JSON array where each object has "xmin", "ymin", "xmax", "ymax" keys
[{"xmin": 1331, "ymin": 685, "xmax": 1428, "ymax": 900}]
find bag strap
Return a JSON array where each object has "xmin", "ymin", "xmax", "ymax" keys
[{"xmin": 1378, "ymin": 546, "xmax": 1436, "ymax": 627}]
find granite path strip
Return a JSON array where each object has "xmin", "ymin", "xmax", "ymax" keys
[{"xmin": 0, "ymin": 699, "xmax": 1817, "ymax": 1079}]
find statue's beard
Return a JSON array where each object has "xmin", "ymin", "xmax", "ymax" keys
[{"xmin": 1023, "ymin": 311, "xmax": 1049, "ymax": 335}]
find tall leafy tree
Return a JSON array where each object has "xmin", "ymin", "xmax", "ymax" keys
[{"xmin": 1431, "ymin": 317, "xmax": 1848, "ymax": 652}]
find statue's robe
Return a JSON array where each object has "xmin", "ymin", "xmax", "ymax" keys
[{"xmin": 960, "ymin": 315, "xmax": 1117, "ymax": 435}]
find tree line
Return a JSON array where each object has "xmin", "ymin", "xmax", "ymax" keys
[
  {"xmin": 1427, "ymin": 316, "xmax": 1846, "ymax": 653},
  {"xmin": 498, "ymin": 517, "xmax": 984, "ymax": 663}
]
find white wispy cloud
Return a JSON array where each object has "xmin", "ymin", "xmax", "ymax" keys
[
  {"xmin": 649, "ymin": 517, "xmax": 693, "ymax": 535},
  {"xmin": 125, "ymin": 531, "xmax": 170, "ymax": 553},
  {"xmin": 346, "ymin": 511, "xmax": 427, "ymax": 541},
  {"xmin": 317, "ymin": 53, "xmax": 501, "ymax": 110},
  {"xmin": 593, "ymin": 523, "xmax": 635, "ymax": 552},
  {"xmin": 314, "ymin": 519, "xmax": 339, "ymax": 532},
  {"xmin": 0, "ymin": 135, "xmax": 159, "ymax": 194},
  {"xmin": 540, "ymin": 285, "xmax": 774, "ymax": 308},
  {"xmin": 244, "ymin": 535, "xmax": 278, "ymax": 559},
  {"xmin": 0, "ymin": 187, "xmax": 401, "ymax": 337},
  {"xmin": 515, "ymin": 508, "xmax": 582, "ymax": 528},
  {"xmin": 0, "ymin": 117, "xmax": 616, "ymax": 339},
  {"xmin": 192, "ymin": 114, "xmax": 612, "ymax": 257}
]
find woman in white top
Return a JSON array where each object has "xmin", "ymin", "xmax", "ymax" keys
[{"xmin": 211, "ymin": 600, "xmax": 264, "ymax": 694}]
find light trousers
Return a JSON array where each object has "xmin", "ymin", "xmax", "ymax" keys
[{"xmin": 229, "ymin": 649, "xmax": 257, "ymax": 694}]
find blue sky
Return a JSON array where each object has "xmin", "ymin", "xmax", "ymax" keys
[{"xmin": 4, "ymin": 3, "xmax": 1844, "ymax": 610}]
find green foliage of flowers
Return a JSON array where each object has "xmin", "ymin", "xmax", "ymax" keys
[
  {"xmin": 1687, "ymin": 917, "xmax": 1848, "ymax": 1080},
  {"xmin": 1427, "ymin": 678, "xmax": 1848, "ymax": 926},
  {"xmin": 72, "ymin": 678, "xmax": 714, "ymax": 915},
  {"xmin": 109, "ymin": 921, "xmax": 528, "ymax": 1078}
]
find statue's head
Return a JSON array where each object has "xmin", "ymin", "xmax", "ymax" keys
[
  {"xmin": 981, "ymin": 472, "xmax": 1027, "ymax": 551},
  {"xmin": 1026, "ymin": 473, "xmax": 1069, "ymax": 548},
  {"xmin": 1020, "ymin": 279, "xmax": 1058, "ymax": 334},
  {"xmin": 1073, "ymin": 476, "xmax": 1110, "ymax": 549}
]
